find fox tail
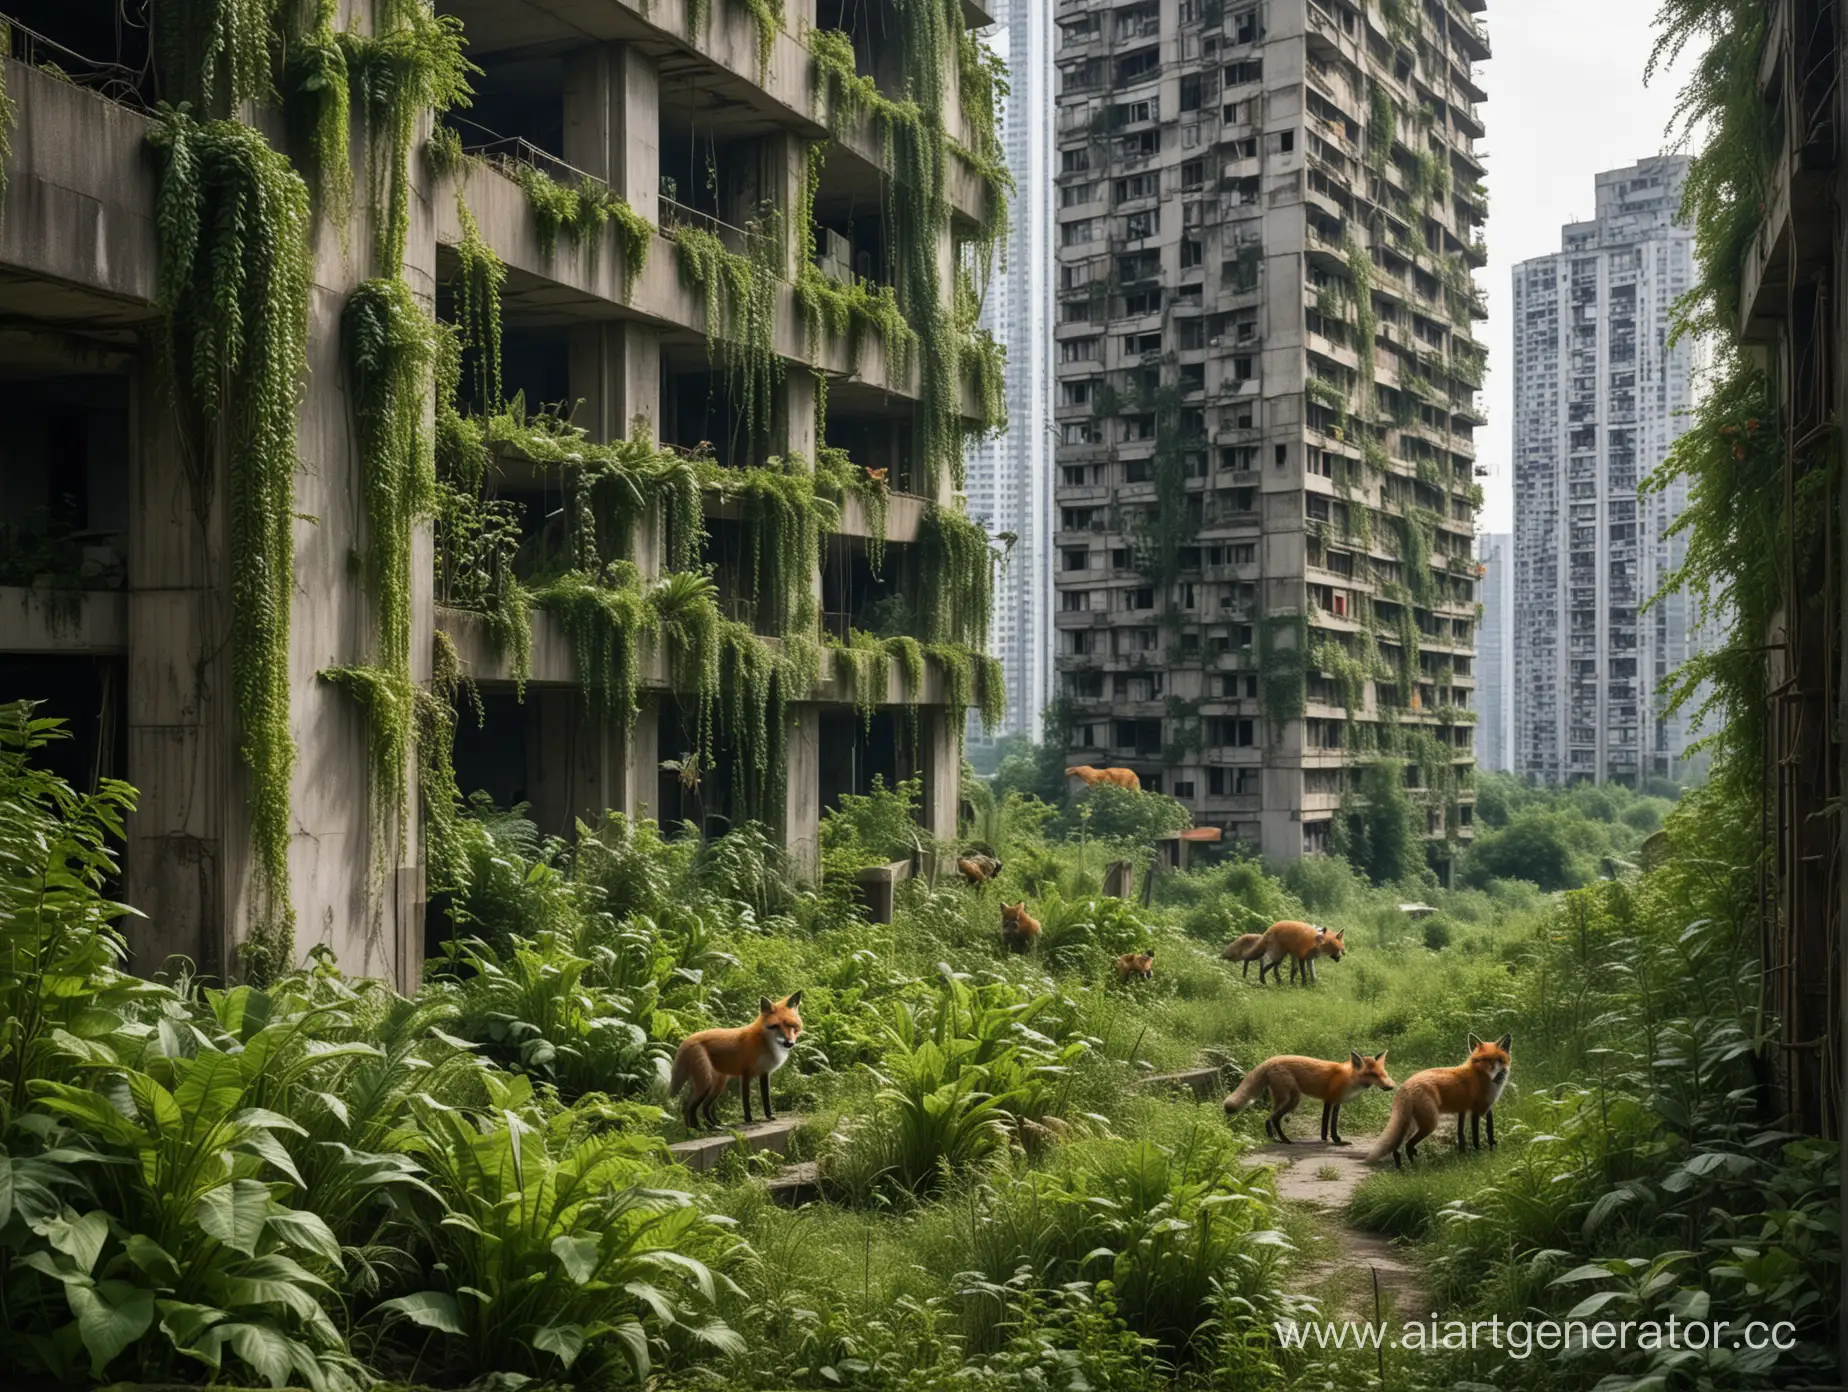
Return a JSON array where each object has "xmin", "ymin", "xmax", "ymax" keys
[
  {"xmin": 668, "ymin": 1042, "xmax": 712, "ymax": 1099},
  {"xmin": 1367, "ymin": 1093, "xmax": 1414, "ymax": 1161},
  {"xmin": 1222, "ymin": 1061, "xmax": 1272, "ymax": 1114}
]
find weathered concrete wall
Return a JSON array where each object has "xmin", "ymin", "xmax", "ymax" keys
[{"xmin": 0, "ymin": 587, "xmax": 127, "ymax": 652}]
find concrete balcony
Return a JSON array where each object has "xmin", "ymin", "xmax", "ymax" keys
[{"xmin": 0, "ymin": 585, "xmax": 128, "ymax": 653}]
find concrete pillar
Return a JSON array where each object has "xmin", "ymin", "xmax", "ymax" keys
[
  {"xmin": 564, "ymin": 45, "xmax": 660, "ymax": 223},
  {"xmin": 783, "ymin": 704, "xmax": 821, "ymax": 880},
  {"xmin": 784, "ymin": 368, "xmax": 819, "ymax": 466},
  {"xmin": 568, "ymin": 321, "xmax": 661, "ymax": 447},
  {"xmin": 524, "ymin": 689, "xmax": 620, "ymax": 841},
  {"xmin": 124, "ymin": 355, "xmax": 235, "ymax": 981},
  {"xmin": 618, "ymin": 697, "xmax": 660, "ymax": 822},
  {"xmin": 918, "ymin": 706, "xmax": 960, "ymax": 847}
]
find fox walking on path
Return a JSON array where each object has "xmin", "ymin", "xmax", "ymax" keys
[
  {"xmin": 1369, "ymin": 1033, "xmax": 1512, "ymax": 1168},
  {"xmin": 1222, "ymin": 932, "xmax": 1265, "ymax": 977},
  {"xmin": 1224, "ymin": 1051, "xmax": 1395, "ymax": 1144},
  {"xmin": 670, "ymin": 993, "xmax": 804, "ymax": 1130}
]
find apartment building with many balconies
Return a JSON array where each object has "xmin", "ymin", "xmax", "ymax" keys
[
  {"xmin": 0, "ymin": 0, "xmax": 1006, "ymax": 987},
  {"xmin": 1512, "ymin": 156, "xmax": 1704, "ymax": 787},
  {"xmin": 1051, "ymin": 0, "xmax": 1488, "ymax": 865}
]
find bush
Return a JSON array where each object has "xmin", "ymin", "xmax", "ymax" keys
[{"xmin": 1422, "ymin": 915, "xmax": 1453, "ymax": 951}]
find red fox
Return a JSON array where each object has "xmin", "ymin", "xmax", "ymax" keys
[
  {"xmin": 669, "ymin": 993, "xmax": 804, "ymax": 1130},
  {"xmin": 1113, "ymin": 950, "xmax": 1155, "ymax": 980},
  {"xmin": 958, "ymin": 853, "xmax": 1002, "ymax": 886},
  {"xmin": 1064, "ymin": 765, "xmax": 1142, "ymax": 790},
  {"xmin": 1368, "ymin": 1033, "xmax": 1512, "ymax": 1168},
  {"xmin": 1222, "ymin": 932, "xmax": 1265, "ymax": 977},
  {"xmin": 1224, "ymin": 1050, "xmax": 1395, "ymax": 1144},
  {"xmin": 1000, "ymin": 902, "xmax": 1041, "ymax": 952},
  {"xmin": 1256, "ymin": 921, "xmax": 1345, "ymax": 985}
]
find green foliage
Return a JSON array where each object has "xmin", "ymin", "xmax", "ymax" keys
[
  {"xmin": 918, "ymin": 503, "xmax": 996, "ymax": 646},
  {"xmin": 1461, "ymin": 804, "xmax": 1609, "ymax": 892},
  {"xmin": 672, "ymin": 219, "xmax": 785, "ymax": 460},
  {"xmin": 148, "ymin": 108, "xmax": 313, "ymax": 969},
  {"xmin": 1256, "ymin": 611, "xmax": 1307, "ymax": 730},
  {"xmin": 342, "ymin": 0, "xmax": 475, "ymax": 271},
  {"xmin": 821, "ymin": 774, "xmax": 926, "ymax": 878},
  {"xmin": 536, "ymin": 563, "xmax": 656, "ymax": 731},
  {"xmin": 512, "ymin": 163, "xmax": 653, "ymax": 296},
  {"xmin": 154, "ymin": 0, "xmax": 279, "ymax": 116},
  {"xmin": 283, "ymin": 2, "xmax": 352, "ymax": 227},
  {"xmin": 1070, "ymin": 783, "xmax": 1191, "ymax": 849},
  {"xmin": 1333, "ymin": 760, "xmax": 1421, "ymax": 886}
]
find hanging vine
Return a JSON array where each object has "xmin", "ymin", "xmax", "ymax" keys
[
  {"xmin": 284, "ymin": 0, "xmax": 352, "ymax": 228},
  {"xmin": 1257, "ymin": 611, "xmax": 1309, "ymax": 732},
  {"xmin": 536, "ymin": 563, "xmax": 657, "ymax": 729},
  {"xmin": 417, "ymin": 629, "xmax": 468, "ymax": 892},
  {"xmin": 154, "ymin": 0, "xmax": 280, "ymax": 116},
  {"xmin": 917, "ymin": 503, "xmax": 995, "ymax": 646},
  {"xmin": 453, "ymin": 199, "xmax": 504, "ymax": 409},
  {"xmin": 511, "ymin": 164, "xmax": 653, "ymax": 296},
  {"xmin": 341, "ymin": 0, "xmax": 474, "ymax": 271},
  {"xmin": 148, "ymin": 108, "xmax": 313, "ymax": 968},
  {"xmin": 672, "ymin": 216, "xmax": 784, "ymax": 459}
]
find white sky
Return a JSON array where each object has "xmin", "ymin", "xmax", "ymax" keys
[{"xmin": 1475, "ymin": 0, "xmax": 1698, "ymax": 535}]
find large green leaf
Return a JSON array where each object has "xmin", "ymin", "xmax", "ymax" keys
[
  {"xmin": 196, "ymin": 1179, "xmax": 274, "ymax": 1257},
  {"xmin": 67, "ymin": 1279, "xmax": 156, "ymax": 1375},
  {"xmin": 377, "ymin": 1290, "xmax": 464, "ymax": 1334}
]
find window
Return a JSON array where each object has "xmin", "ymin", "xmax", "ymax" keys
[
  {"xmin": 1209, "ymin": 718, "xmax": 1256, "ymax": 747},
  {"xmin": 1277, "ymin": 129, "xmax": 1295, "ymax": 154},
  {"xmin": 1060, "ymin": 182, "xmax": 1098, "ymax": 207},
  {"xmin": 1180, "ymin": 74, "xmax": 1203, "ymax": 111},
  {"xmin": 1061, "ymin": 219, "xmax": 1096, "ymax": 247},
  {"xmin": 1114, "ymin": 173, "xmax": 1158, "ymax": 202},
  {"xmin": 1061, "ymin": 13, "xmax": 1099, "ymax": 43},
  {"xmin": 1124, "ymin": 289, "xmax": 1159, "ymax": 315},
  {"xmin": 1061, "ymin": 148, "xmax": 1092, "ymax": 174},
  {"xmin": 1061, "ymin": 300, "xmax": 1093, "ymax": 324},
  {"xmin": 1180, "ymin": 159, "xmax": 1206, "ymax": 190},
  {"xmin": 1061, "ymin": 590, "xmax": 1092, "ymax": 612},
  {"xmin": 1180, "ymin": 238, "xmax": 1203, "ymax": 269},
  {"xmin": 1059, "ymin": 337, "xmax": 1100, "ymax": 362},
  {"xmin": 1232, "ymin": 7, "xmax": 1258, "ymax": 43},
  {"xmin": 1116, "ymin": 49, "xmax": 1159, "ymax": 85},
  {"xmin": 1117, "ymin": 130, "xmax": 1160, "ymax": 158},
  {"xmin": 1121, "ymin": 331, "xmax": 1162, "ymax": 355},
  {"xmin": 1116, "ymin": 97, "xmax": 1157, "ymax": 125},
  {"xmin": 1062, "ymin": 421, "xmax": 1103, "ymax": 445},
  {"xmin": 1060, "ymin": 380, "xmax": 1094, "ymax": 407},
  {"xmin": 1173, "ymin": 781, "xmax": 1196, "ymax": 800},
  {"xmin": 1122, "ymin": 209, "xmax": 1159, "ymax": 240},
  {"xmin": 1062, "ymin": 549, "xmax": 1090, "ymax": 572},
  {"xmin": 1225, "ymin": 59, "xmax": 1262, "ymax": 87},
  {"xmin": 1234, "ymin": 355, "xmax": 1254, "ymax": 381}
]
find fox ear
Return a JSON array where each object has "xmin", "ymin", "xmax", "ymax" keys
[
  {"xmin": 784, "ymin": 990, "xmax": 804, "ymax": 1011},
  {"xmin": 1349, "ymin": 1050, "xmax": 1364, "ymax": 1068},
  {"xmin": 1496, "ymin": 1032, "xmax": 1511, "ymax": 1051},
  {"xmin": 759, "ymin": 996, "xmax": 775, "ymax": 1016},
  {"xmin": 1145, "ymin": 949, "xmax": 1155, "ymax": 959},
  {"xmin": 1373, "ymin": 1049, "xmax": 1388, "ymax": 1063},
  {"xmin": 1468, "ymin": 1032, "xmax": 1483, "ymax": 1049}
]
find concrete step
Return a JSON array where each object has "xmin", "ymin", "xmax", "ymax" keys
[
  {"xmin": 1141, "ymin": 1066, "xmax": 1223, "ymax": 1101},
  {"xmin": 667, "ymin": 1116, "xmax": 804, "ymax": 1174},
  {"xmin": 767, "ymin": 1160, "xmax": 822, "ymax": 1206}
]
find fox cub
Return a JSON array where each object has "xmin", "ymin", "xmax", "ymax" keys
[
  {"xmin": 670, "ymin": 992, "xmax": 804, "ymax": 1130},
  {"xmin": 1113, "ymin": 950, "xmax": 1155, "ymax": 981},
  {"xmin": 1369, "ymin": 1033, "xmax": 1512, "ymax": 1168},
  {"xmin": 1000, "ymin": 902, "xmax": 1041, "ymax": 952},
  {"xmin": 958, "ymin": 853, "xmax": 1002, "ymax": 886},
  {"xmin": 1255, "ymin": 921, "xmax": 1346, "ymax": 985},
  {"xmin": 1224, "ymin": 1051, "xmax": 1395, "ymax": 1144}
]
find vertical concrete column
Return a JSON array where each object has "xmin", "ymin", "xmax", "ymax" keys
[
  {"xmin": 568, "ymin": 322, "xmax": 662, "ymax": 452},
  {"xmin": 783, "ymin": 704, "xmax": 821, "ymax": 881},
  {"xmin": 918, "ymin": 706, "xmax": 961, "ymax": 847},
  {"xmin": 124, "ymin": 356, "xmax": 235, "ymax": 980},
  {"xmin": 525, "ymin": 689, "xmax": 617, "ymax": 839},
  {"xmin": 564, "ymin": 44, "xmax": 660, "ymax": 223}
]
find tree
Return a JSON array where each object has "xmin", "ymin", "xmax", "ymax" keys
[{"xmin": 1460, "ymin": 806, "xmax": 1606, "ymax": 892}]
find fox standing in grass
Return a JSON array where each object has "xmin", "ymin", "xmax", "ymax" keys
[
  {"xmin": 670, "ymin": 992, "xmax": 804, "ymax": 1130},
  {"xmin": 1113, "ymin": 950, "xmax": 1155, "ymax": 981},
  {"xmin": 1000, "ymin": 902, "xmax": 1041, "ymax": 952},
  {"xmin": 1369, "ymin": 1033, "xmax": 1511, "ymax": 1168},
  {"xmin": 1221, "ymin": 932, "xmax": 1265, "ymax": 977},
  {"xmin": 1255, "ymin": 920, "xmax": 1346, "ymax": 985},
  {"xmin": 1223, "ymin": 1050, "xmax": 1395, "ymax": 1144}
]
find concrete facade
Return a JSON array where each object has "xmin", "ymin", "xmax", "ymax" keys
[
  {"xmin": 1475, "ymin": 530, "xmax": 1511, "ymax": 773},
  {"xmin": 1512, "ymin": 156, "xmax": 1704, "ymax": 787},
  {"xmin": 0, "ymin": 0, "xmax": 996, "ymax": 988},
  {"xmin": 1051, "ymin": 0, "xmax": 1488, "ymax": 861}
]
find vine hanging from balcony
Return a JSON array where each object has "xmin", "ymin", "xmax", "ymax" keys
[
  {"xmin": 724, "ymin": 461, "xmax": 837, "ymax": 633},
  {"xmin": 342, "ymin": 0, "xmax": 474, "ymax": 270},
  {"xmin": 513, "ymin": 165, "xmax": 652, "ymax": 296},
  {"xmin": 816, "ymin": 443, "xmax": 888, "ymax": 575},
  {"xmin": 154, "ymin": 0, "xmax": 279, "ymax": 115},
  {"xmin": 454, "ymin": 200, "xmax": 504, "ymax": 408},
  {"xmin": 917, "ymin": 503, "xmax": 994, "ymax": 647},
  {"xmin": 672, "ymin": 217, "xmax": 784, "ymax": 461},
  {"xmin": 417, "ymin": 629, "xmax": 468, "ymax": 891},
  {"xmin": 1257, "ymin": 611, "xmax": 1309, "ymax": 733},
  {"xmin": 537, "ymin": 563, "xmax": 656, "ymax": 730},
  {"xmin": 147, "ymin": 108, "xmax": 313, "ymax": 972},
  {"xmin": 284, "ymin": 1, "xmax": 352, "ymax": 228}
]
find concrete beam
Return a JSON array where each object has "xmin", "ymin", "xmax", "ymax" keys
[
  {"xmin": 0, "ymin": 586, "xmax": 128, "ymax": 653},
  {"xmin": 0, "ymin": 63, "xmax": 157, "ymax": 317}
]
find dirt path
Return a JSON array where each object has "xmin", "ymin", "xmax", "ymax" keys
[{"xmin": 1242, "ymin": 1138, "xmax": 1431, "ymax": 1324}]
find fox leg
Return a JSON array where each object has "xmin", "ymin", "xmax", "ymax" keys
[
  {"xmin": 1329, "ymin": 1104, "xmax": 1347, "ymax": 1146},
  {"xmin": 1307, "ymin": 958, "xmax": 1319, "ymax": 985},
  {"xmin": 1319, "ymin": 1101, "xmax": 1330, "ymax": 1142},
  {"xmin": 1485, "ymin": 1110, "xmax": 1495, "ymax": 1151},
  {"xmin": 1470, "ymin": 1112, "xmax": 1482, "ymax": 1150},
  {"xmin": 1271, "ymin": 1083, "xmax": 1300, "ymax": 1143},
  {"xmin": 760, "ymin": 1072, "xmax": 775, "ymax": 1122},
  {"xmin": 700, "ymin": 1086, "xmax": 723, "ymax": 1130},
  {"xmin": 740, "ymin": 1074, "xmax": 754, "ymax": 1125},
  {"xmin": 1456, "ymin": 1114, "xmax": 1467, "ymax": 1149},
  {"xmin": 1406, "ymin": 1118, "xmax": 1436, "ymax": 1165}
]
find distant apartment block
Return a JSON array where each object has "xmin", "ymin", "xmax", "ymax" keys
[
  {"xmin": 1051, "ymin": 0, "xmax": 1489, "ymax": 861},
  {"xmin": 1476, "ymin": 531, "xmax": 1512, "ymax": 772},
  {"xmin": 968, "ymin": 0, "xmax": 1056, "ymax": 741},
  {"xmin": 1512, "ymin": 156, "xmax": 1704, "ymax": 786}
]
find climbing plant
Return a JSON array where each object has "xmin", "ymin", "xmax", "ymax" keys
[
  {"xmin": 512, "ymin": 164, "xmax": 652, "ymax": 295},
  {"xmin": 536, "ymin": 563, "xmax": 657, "ymax": 730},
  {"xmin": 724, "ymin": 460, "xmax": 837, "ymax": 633},
  {"xmin": 147, "ymin": 107, "xmax": 313, "ymax": 969},
  {"xmin": 673, "ymin": 217, "xmax": 784, "ymax": 460},
  {"xmin": 453, "ymin": 199, "xmax": 505, "ymax": 409},
  {"xmin": 1257, "ymin": 611, "xmax": 1308, "ymax": 731},
  {"xmin": 284, "ymin": 0, "xmax": 352, "ymax": 227},
  {"xmin": 417, "ymin": 628, "xmax": 468, "ymax": 891},
  {"xmin": 816, "ymin": 443, "xmax": 888, "ymax": 575},
  {"xmin": 342, "ymin": 0, "xmax": 474, "ymax": 270},
  {"xmin": 917, "ymin": 503, "xmax": 994, "ymax": 647},
  {"xmin": 154, "ymin": 0, "xmax": 280, "ymax": 116}
]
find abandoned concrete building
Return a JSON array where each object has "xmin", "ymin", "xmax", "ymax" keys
[
  {"xmin": 0, "ymin": 0, "xmax": 1007, "ymax": 990},
  {"xmin": 1051, "ymin": 0, "xmax": 1488, "ymax": 862}
]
